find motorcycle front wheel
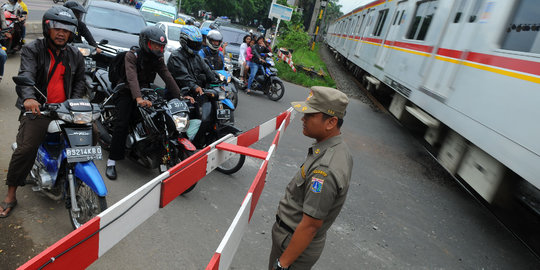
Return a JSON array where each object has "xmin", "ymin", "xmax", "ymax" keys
[
  {"xmin": 69, "ymin": 179, "xmax": 107, "ymax": 229},
  {"xmin": 267, "ymin": 80, "xmax": 285, "ymax": 101},
  {"xmin": 216, "ymin": 153, "xmax": 246, "ymax": 175}
]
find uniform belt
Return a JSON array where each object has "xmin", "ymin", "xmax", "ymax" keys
[{"xmin": 276, "ymin": 215, "xmax": 294, "ymax": 234}]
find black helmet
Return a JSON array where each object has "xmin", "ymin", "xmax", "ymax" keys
[
  {"xmin": 8, "ymin": 0, "xmax": 16, "ymax": 5},
  {"xmin": 64, "ymin": 1, "xmax": 86, "ymax": 16},
  {"xmin": 139, "ymin": 26, "xmax": 168, "ymax": 58},
  {"xmin": 206, "ymin": 30, "xmax": 223, "ymax": 52},
  {"xmin": 42, "ymin": 6, "xmax": 78, "ymax": 44},
  {"xmin": 179, "ymin": 25, "xmax": 202, "ymax": 55}
]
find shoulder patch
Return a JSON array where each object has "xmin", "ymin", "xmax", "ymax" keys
[
  {"xmin": 310, "ymin": 177, "xmax": 324, "ymax": 193},
  {"xmin": 312, "ymin": 169, "xmax": 327, "ymax": 177}
]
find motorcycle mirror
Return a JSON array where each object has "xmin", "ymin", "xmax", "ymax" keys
[
  {"xmin": 99, "ymin": 39, "xmax": 109, "ymax": 45},
  {"xmin": 12, "ymin": 76, "xmax": 35, "ymax": 86}
]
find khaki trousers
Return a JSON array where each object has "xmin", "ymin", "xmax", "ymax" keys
[{"xmin": 268, "ymin": 222, "xmax": 326, "ymax": 270}]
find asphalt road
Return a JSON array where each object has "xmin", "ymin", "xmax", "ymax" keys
[{"xmin": 0, "ymin": 46, "xmax": 539, "ymax": 269}]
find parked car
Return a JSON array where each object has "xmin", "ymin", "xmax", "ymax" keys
[
  {"xmin": 83, "ymin": 0, "xmax": 147, "ymax": 50},
  {"xmin": 140, "ymin": 0, "xmax": 177, "ymax": 25},
  {"xmin": 155, "ymin": 21, "xmax": 184, "ymax": 63}
]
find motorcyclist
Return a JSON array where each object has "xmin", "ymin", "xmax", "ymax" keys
[
  {"xmin": 246, "ymin": 35, "xmax": 270, "ymax": 93},
  {"xmin": 105, "ymin": 26, "xmax": 194, "ymax": 180},
  {"xmin": 167, "ymin": 25, "xmax": 218, "ymax": 98},
  {"xmin": 200, "ymin": 26, "xmax": 211, "ymax": 49},
  {"xmin": 198, "ymin": 30, "xmax": 224, "ymax": 70},
  {"xmin": 167, "ymin": 25, "xmax": 220, "ymax": 146},
  {"xmin": 0, "ymin": 6, "xmax": 85, "ymax": 218},
  {"xmin": 1, "ymin": 0, "xmax": 24, "ymax": 50},
  {"xmin": 63, "ymin": 1, "xmax": 102, "ymax": 54}
]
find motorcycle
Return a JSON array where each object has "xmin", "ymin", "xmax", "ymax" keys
[
  {"xmin": 52, "ymin": 0, "xmax": 66, "ymax": 3},
  {"xmin": 73, "ymin": 40, "xmax": 116, "ymax": 104},
  {"xmin": 96, "ymin": 85, "xmax": 198, "ymax": 193},
  {"xmin": 215, "ymin": 69, "xmax": 239, "ymax": 109},
  {"xmin": 192, "ymin": 85, "xmax": 245, "ymax": 174},
  {"xmin": 1, "ymin": 8, "xmax": 25, "ymax": 54},
  {"xmin": 12, "ymin": 76, "xmax": 108, "ymax": 229},
  {"xmin": 239, "ymin": 53, "xmax": 285, "ymax": 101}
]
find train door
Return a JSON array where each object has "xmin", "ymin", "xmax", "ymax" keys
[
  {"xmin": 421, "ymin": 0, "xmax": 485, "ymax": 99},
  {"xmin": 354, "ymin": 9, "xmax": 375, "ymax": 60},
  {"xmin": 352, "ymin": 13, "xmax": 366, "ymax": 58},
  {"xmin": 375, "ymin": 1, "xmax": 408, "ymax": 69}
]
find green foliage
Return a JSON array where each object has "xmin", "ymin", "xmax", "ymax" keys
[
  {"xmin": 277, "ymin": 26, "xmax": 310, "ymax": 51},
  {"xmin": 181, "ymin": 0, "xmax": 274, "ymax": 25}
]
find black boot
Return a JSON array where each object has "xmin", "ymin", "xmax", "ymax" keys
[{"xmin": 106, "ymin": 165, "xmax": 117, "ymax": 180}]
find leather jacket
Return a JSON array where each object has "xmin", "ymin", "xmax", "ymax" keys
[
  {"xmin": 15, "ymin": 38, "xmax": 85, "ymax": 111},
  {"xmin": 167, "ymin": 47, "xmax": 218, "ymax": 96}
]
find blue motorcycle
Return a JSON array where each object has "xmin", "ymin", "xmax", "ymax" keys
[
  {"xmin": 215, "ymin": 69, "xmax": 239, "ymax": 108},
  {"xmin": 244, "ymin": 53, "xmax": 285, "ymax": 101},
  {"xmin": 12, "ymin": 76, "xmax": 108, "ymax": 229}
]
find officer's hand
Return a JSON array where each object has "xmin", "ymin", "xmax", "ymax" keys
[
  {"xmin": 24, "ymin": 99, "xmax": 41, "ymax": 115},
  {"xmin": 195, "ymin": 87, "xmax": 204, "ymax": 95},
  {"xmin": 96, "ymin": 47, "xmax": 102, "ymax": 54},
  {"xmin": 183, "ymin": 96, "xmax": 195, "ymax": 103},
  {"xmin": 136, "ymin": 97, "xmax": 152, "ymax": 108}
]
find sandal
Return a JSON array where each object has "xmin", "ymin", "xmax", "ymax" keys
[{"xmin": 0, "ymin": 200, "xmax": 17, "ymax": 218}]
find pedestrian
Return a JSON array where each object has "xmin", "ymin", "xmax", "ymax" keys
[
  {"xmin": 0, "ymin": 6, "xmax": 84, "ymax": 217},
  {"xmin": 0, "ymin": 9, "xmax": 9, "ymax": 83},
  {"xmin": 269, "ymin": 86, "xmax": 353, "ymax": 270}
]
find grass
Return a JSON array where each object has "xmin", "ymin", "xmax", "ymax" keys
[{"xmin": 275, "ymin": 43, "xmax": 336, "ymax": 88}]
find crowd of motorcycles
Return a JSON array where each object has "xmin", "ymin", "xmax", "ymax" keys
[{"xmin": 10, "ymin": 38, "xmax": 285, "ymax": 230}]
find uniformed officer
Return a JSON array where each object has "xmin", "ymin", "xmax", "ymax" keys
[{"xmin": 269, "ymin": 86, "xmax": 353, "ymax": 270}]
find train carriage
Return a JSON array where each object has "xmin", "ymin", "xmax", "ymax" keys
[{"xmin": 327, "ymin": 0, "xmax": 539, "ymax": 254}]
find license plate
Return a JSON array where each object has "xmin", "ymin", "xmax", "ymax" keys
[
  {"xmin": 66, "ymin": 146, "xmax": 102, "ymax": 163},
  {"xmin": 217, "ymin": 109, "xmax": 230, "ymax": 120}
]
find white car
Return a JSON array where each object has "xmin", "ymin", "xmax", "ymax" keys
[{"xmin": 155, "ymin": 22, "xmax": 184, "ymax": 63}]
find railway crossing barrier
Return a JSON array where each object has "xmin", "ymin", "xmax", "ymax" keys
[
  {"xmin": 18, "ymin": 108, "xmax": 296, "ymax": 270},
  {"xmin": 277, "ymin": 48, "xmax": 296, "ymax": 72}
]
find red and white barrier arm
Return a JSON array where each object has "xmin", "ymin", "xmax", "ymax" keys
[
  {"xmin": 277, "ymin": 49, "xmax": 296, "ymax": 72},
  {"xmin": 18, "ymin": 108, "xmax": 295, "ymax": 270},
  {"xmin": 206, "ymin": 108, "xmax": 296, "ymax": 270}
]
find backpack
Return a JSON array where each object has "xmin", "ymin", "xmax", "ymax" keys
[{"xmin": 108, "ymin": 46, "xmax": 139, "ymax": 88}]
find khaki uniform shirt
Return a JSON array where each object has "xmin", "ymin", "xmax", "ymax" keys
[{"xmin": 276, "ymin": 135, "xmax": 353, "ymax": 239}]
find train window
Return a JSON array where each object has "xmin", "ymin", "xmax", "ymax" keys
[
  {"xmin": 399, "ymin": 10, "xmax": 406, "ymax": 25},
  {"xmin": 453, "ymin": 0, "xmax": 467, "ymax": 23},
  {"xmin": 406, "ymin": 0, "xmax": 438, "ymax": 40},
  {"xmin": 501, "ymin": 0, "xmax": 540, "ymax": 54},
  {"xmin": 392, "ymin": 10, "xmax": 400, "ymax": 25},
  {"xmin": 373, "ymin": 9, "xmax": 389, "ymax": 36},
  {"xmin": 355, "ymin": 15, "xmax": 365, "ymax": 35},
  {"xmin": 468, "ymin": 0, "xmax": 484, "ymax": 23}
]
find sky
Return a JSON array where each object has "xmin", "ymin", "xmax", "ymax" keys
[{"xmin": 337, "ymin": 0, "xmax": 372, "ymax": 14}]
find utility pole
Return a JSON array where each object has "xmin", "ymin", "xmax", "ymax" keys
[
  {"xmin": 310, "ymin": 0, "xmax": 327, "ymax": 51},
  {"xmin": 307, "ymin": 0, "xmax": 321, "ymax": 36}
]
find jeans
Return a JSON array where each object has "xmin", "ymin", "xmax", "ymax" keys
[
  {"xmin": 0, "ymin": 49, "xmax": 7, "ymax": 76},
  {"xmin": 247, "ymin": 61, "xmax": 260, "ymax": 90}
]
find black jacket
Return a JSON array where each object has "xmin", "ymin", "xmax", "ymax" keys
[
  {"xmin": 74, "ymin": 20, "xmax": 98, "ymax": 47},
  {"xmin": 167, "ymin": 48, "xmax": 218, "ymax": 96},
  {"xmin": 15, "ymin": 38, "xmax": 86, "ymax": 111},
  {"xmin": 251, "ymin": 44, "xmax": 270, "ymax": 65}
]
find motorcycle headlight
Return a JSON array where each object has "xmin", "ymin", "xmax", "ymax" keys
[
  {"xmin": 227, "ymin": 75, "xmax": 231, "ymax": 83},
  {"xmin": 218, "ymin": 73, "xmax": 225, "ymax": 82},
  {"xmin": 72, "ymin": 112, "xmax": 93, "ymax": 124},
  {"xmin": 78, "ymin": 47, "xmax": 91, "ymax": 57},
  {"xmin": 172, "ymin": 113, "xmax": 189, "ymax": 132},
  {"xmin": 218, "ymin": 90, "xmax": 226, "ymax": 100},
  {"xmin": 58, "ymin": 112, "xmax": 73, "ymax": 122}
]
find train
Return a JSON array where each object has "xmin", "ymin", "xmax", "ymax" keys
[{"xmin": 326, "ymin": 0, "xmax": 539, "ymax": 254}]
